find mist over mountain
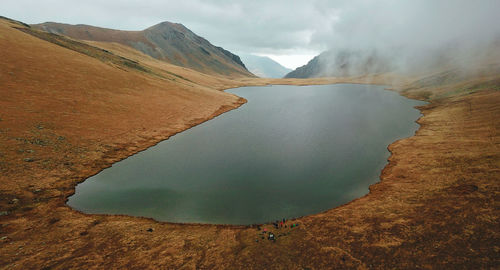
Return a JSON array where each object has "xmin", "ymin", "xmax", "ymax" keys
[
  {"xmin": 285, "ymin": 38, "xmax": 500, "ymax": 79},
  {"xmin": 286, "ymin": 0, "xmax": 500, "ymax": 79},
  {"xmin": 33, "ymin": 21, "xmax": 253, "ymax": 77},
  {"xmin": 285, "ymin": 49, "xmax": 393, "ymax": 78},
  {"xmin": 239, "ymin": 54, "xmax": 291, "ymax": 78},
  {"xmin": 285, "ymin": 39, "xmax": 500, "ymax": 79}
]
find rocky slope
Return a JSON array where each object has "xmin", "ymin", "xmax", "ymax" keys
[{"xmin": 33, "ymin": 21, "xmax": 253, "ymax": 77}]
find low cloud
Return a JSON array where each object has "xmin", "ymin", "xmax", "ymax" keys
[{"xmin": 2, "ymin": 0, "xmax": 499, "ymax": 70}]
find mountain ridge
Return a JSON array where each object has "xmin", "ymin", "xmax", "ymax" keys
[
  {"xmin": 285, "ymin": 49, "xmax": 393, "ymax": 78},
  {"xmin": 33, "ymin": 21, "xmax": 253, "ymax": 77},
  {"xmin": 239, "ymin": 54, "xmax": 292, "ymax": 78},
  {"xmin": 286, "ymin": 40, "xmax": 500, "ymax": 79}
]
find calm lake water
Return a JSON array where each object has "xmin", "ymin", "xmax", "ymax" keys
[{"xmin": 68, "ymin": 84, "xmax": 425, "ymax": 225}]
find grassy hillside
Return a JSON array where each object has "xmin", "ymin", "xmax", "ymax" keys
[
  {"xmin": 33, "ymin": 21, "xmax": 254, "ymax": 77},
  {"xmin": 1, "ymin": 15, "xmax": 499, "ymax": 269},
  {"xmin": 0, "ymin": 16, "xmax": 249, "ymax": 197}
]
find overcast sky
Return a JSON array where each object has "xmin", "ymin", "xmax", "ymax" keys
[{"xmin": 2, "ymin": 0, "xmax": 500, "ymax": 69}]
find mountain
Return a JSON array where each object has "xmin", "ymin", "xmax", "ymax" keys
[
  {"xmin": 32, "ymin": 21, "xmax": 253, "ymax": 77},
  {"xmin": 286, "ymin": 39, "xmax": 500, "ymax": 79},
  {"xmin": 285, "ymin": 49, "xmax": 393, "ymax": 78},
  {"xmin": 239, "ymin": 54, "xmax": 292, "ymax": 78}
]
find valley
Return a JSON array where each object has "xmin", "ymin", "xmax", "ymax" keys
[{"xmin": 0, "ymin": 16, "xmax": 499, "ymax": 269}]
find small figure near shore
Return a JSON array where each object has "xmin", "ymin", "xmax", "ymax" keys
[
  {"xmin": 268, "ymin": 232, "xmax": 276, "ymax": 241},
  {"xmin": 273, "ymin": 221, "xmax": 279, "ymax": 229}
]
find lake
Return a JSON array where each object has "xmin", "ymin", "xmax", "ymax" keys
[{"xmin": 67, "ymin": 84, "xmax": 425, "ymax": 225}]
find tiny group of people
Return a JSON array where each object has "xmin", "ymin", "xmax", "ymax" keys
[
  {"xmin": 271, "ymin": 218, "xmax": 299, "ymax": 229},
  {"xmin": 272, "ymin": 218, "xmax": 287, "ymax": 229},
  {"xmin": 255, "ymin": 218, "xmax": 300, "ymax": 243},
  {"xmin": 259, "ymin": 228, "xmax": 278, "ymax": 242}
]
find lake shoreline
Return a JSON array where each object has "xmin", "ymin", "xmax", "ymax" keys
[
  {"xmin": 68, "ymin": 84, "xmax": 424, "ymax": 225},
  {"xmin": 1, "ymin": 77, "xmax": 498, "ymax": 268}
]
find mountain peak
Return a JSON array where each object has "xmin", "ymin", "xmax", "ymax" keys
[
  {"xmin": 147, "ymin": 21, "xmax": 188, "ymax": 32},
  {"xmin": 32, "ymin": 21, "xmax": 252, "ymax": 77}
]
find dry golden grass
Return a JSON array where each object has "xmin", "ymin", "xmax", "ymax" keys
[{"xmin": 0, "ymin": 18, "xmax": 499, "ymax": 269}]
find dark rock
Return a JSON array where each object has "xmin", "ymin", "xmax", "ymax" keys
[
  {"xmin": 49, "ymin": 218, "xmax": 60, "ymax": 224},
  {"xmin": 146, "ymin": 228, "xmax": 154, "ymax": 232},
  {"xmin": 215, "ymin": 46, "xmax": 247, "ymax": 69},
  {"xmin": 32, "ymin": 139, "xmax": 47, "ymax": 146},
  {"xmin": 449, "ymin": 184, "xmax": 479, "ymax": 195},
  {"xmin": 8, "ymin": 198, "xmax": 19, "ymax": 204}
]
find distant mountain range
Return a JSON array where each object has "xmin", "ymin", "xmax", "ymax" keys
[
  {"xmin": 239, "ymin": 54, "xmax": 292, "ymax": 78},
  {"xmin": 285, "ymin": 49, "xmax": 393, "ymax": 78},
  {"xmin": 285, "ymin": 39, "xmax": 500, "ymax": 79},
  {"xmin": 33, "ymin": 22, "xmax": 253, "ymax": 77}
]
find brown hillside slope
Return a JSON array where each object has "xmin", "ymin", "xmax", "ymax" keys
[
  {"xmin": 81, "ymin": 40, "xmax": 402, "ymax": 90},
  {"xmin": 0, "ymin": 18, "xmax": 247, "ymax": 196},
  {"xmin": 1, "ymin": 17, "xmax": 499, "ymax": 269},
  {"xmin": 32, "ymin": 21, "xmax": 253, "ymax": 77},
  {"xmin": 81, "ymin": 40, "xmax": 260, "ymax": 91}
]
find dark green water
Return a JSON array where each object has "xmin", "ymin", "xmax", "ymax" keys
[{"xmin": 68, "ymin": 84, "xmax": 425, "ymax": 225}]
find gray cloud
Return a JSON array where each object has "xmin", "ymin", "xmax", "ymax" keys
[
  {"xmin": 314, "ymin": 0, "xmax": 500, "ymax": 75},
  {"xmin": 1, "ymin": 1, "xmax": 337, "ymax": 53},
  {"xmin": 314, "ymin": 0, "xmax": 500, "ymax": 50},
  {"xmin": 2, "ymin": 0, "xmax": 499, "ymax": 68}
]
